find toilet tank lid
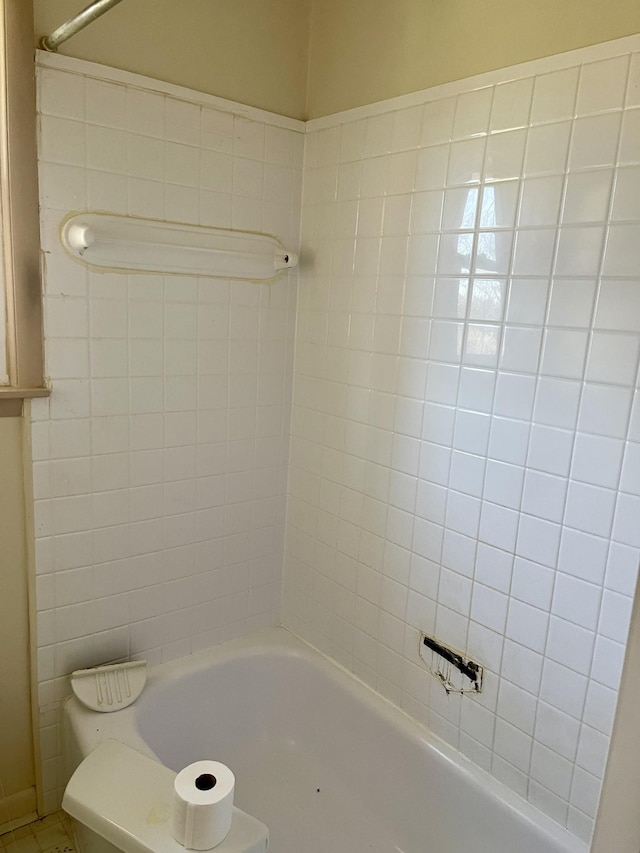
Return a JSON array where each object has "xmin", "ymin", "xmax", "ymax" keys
[{"xmin": 62, "ymin": 740, "xmax": 269, "ymax": 853}]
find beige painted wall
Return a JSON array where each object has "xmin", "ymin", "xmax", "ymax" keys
[
  {"xmin": 0, "ymin": 417, "xmax": 36, "ymax": 825},
  {"xmin": 33, "ymin": 2, "xmax": 640, "ymax": 119},
  {"xmin": 33, "ymin": 0, "xmax": 311, "ymax": 119},
  {"xmin": 306, "ymin": 0, "xmax": 640, "ymax": 117}
]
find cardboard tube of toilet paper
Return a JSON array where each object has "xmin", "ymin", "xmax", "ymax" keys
[{"xmin": 172, "ymin": 761, "xmax": 235, "ymax": 850}]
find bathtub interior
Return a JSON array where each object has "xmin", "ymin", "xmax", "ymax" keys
[{"xmin": 82, "ymin": 628, "xmax": 586, "ymax": 853}]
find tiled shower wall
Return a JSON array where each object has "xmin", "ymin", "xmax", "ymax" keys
[
  {"xmin": 283, "ymin": 38, "xmax": 640, "ymax": 841},
  {"xmin": 32, "ymin": 54, "xmax": 303, "ymax": 812}
]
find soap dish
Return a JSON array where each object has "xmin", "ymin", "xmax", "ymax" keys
[{"xmin": 71, "ymin": 660, "xmax": 147, "ymax": 712}]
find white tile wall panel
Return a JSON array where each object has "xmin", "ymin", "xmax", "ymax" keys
[
  {"xmin": 34, "ymin": 55, "xmax": 303, "ymax": 810},
  {"xmin": 284, "ymin": 37, "xmax": 640, "ymax": 844}
]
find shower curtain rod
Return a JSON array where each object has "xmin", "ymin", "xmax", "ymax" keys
[{"xmin": 40, "ymin": 0, "xmax": 126, "ymax": 52}]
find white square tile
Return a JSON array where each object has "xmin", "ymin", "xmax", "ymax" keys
[
  {"xmin": 599, "ymin": 589, "xmax": 633, "ymax": 644},
  {"xmin": 627, "ymin": 53, "xmax": 640, "ymax": 107},
  {"xmin": 364, "ymin": 113, "xmax": 393, "ymax": 158},
  {"xmin": 619, "ymin": 107, "xmax": 640, "ymax": 164},
  {"xmin": 483, "ymin": 460, "xmax": 524, "ymax": 509},
  {"xmin": 497, "ymin": 678, "xmax": 537, "ymax": 733},
  {"xmin": 522, "ymin": 470, "xmax": 567, "ymax": 523},
  {"xmin": 474, "ymin": 543, "xmax": 513, "ymax": 592},
  {"xmin": 506, "ymin": 278, "xmax": 549, "ymax": 326},
  {"xmin": 541, "ymin": 329, "xmax": 588, "ymax": 379},
  {"xmin": 578, "ymin": 384, "xmax": 633, "ymax": 438},
  {"xmin": 421, "ymin": 402, "xmax": 456, "ymax": 445},
  {"xmin": 40, "ymin": 162, "xmax": 87, "ymax": 210},
  {"xmin": 565, "ymin": 481, "xmax": 616, "ymax": 538},
  {"xmin": 595, "ymin": 280, "xmax": 640, "ymax": 333},
  {"xmin": 524, "ymin": 122, "xmax": 572, "ymax": 176},
  {"xmin": 471, "ymin": 583, "xmax": 508, "ymax": 633},
  {"xmin": 613, "ymin": 492, "xmax": 640, "ymax": 547},
  {"xmin": 511, "ymin": 229, "xmax": 556, "ymax": 276},
  {"xmin": 552, "ymin": 572, "xmax": 601, "ymax": 631},
  {"xmin": 558, "ymin": 526, "xmax": 609, "ymax": 584},
  {"xmin": 474, "ymin": 231, "xmax": 513, "ymax": 275},
  {"xmin": 415, "ymin": 144, "xmax": 450, "ymax": 190},
  {"xmin": 447, "ymin": 138, "xmax": 485, "ymax": 186},
  {"xmin": 425, "ymin": 362, "xmax": 460, "ymax": 405},
  {"xmin": 391, "ymin": 105, "xmax": 423, "ymax": 152},
  {"xmin": 490, "ymin": 78, "xmax": 534, "ymax": 132},
  {"xmin": 502, "ymin": 637, "xmax": 544, "ymax": 694},
  {"xmin": 448, "ymin": 450, "xmax": 485, "ymax": 497},
  {"xmin": 531, "ymin": 68, "xmax": 580, "ymax": 124},
  {"xmin": 570, "ymin": 768, "xmax": 602, "ymax": 820},
  {"xmin": 383, "ymin": 193, "xmax": 413, "ymax": 236},
  {"xmin": 445, "ymin": 490, "xmax": 482, "ymax": 538},
  {"xmin": 602, "ymin": 223, "xmax": 640, "ymax": 277},
  {"xmin": 416, "ymin": 479, "xmax": 447, "ymax": 523},
  {"xmin": 410, "ymin": 190, "xmax": 444, "ymax": 233},
  {"xmin": 572, "ymin": 433, "xmax": 624, "ymax": 489},
  {"xmin": 506, "ymin": 599, "xmax": 549, "ymax": 653},
  {"xmin": 516, "ymin": 514, "xmax": 561, "ymax": 568},
  {"xmin": 586, "ymin": 332, "xmax": 640, "ymax": 386},
  {"xmin": 534, "ymin": 377, "xmax": 581, "ymax": 430},
  {"xmin": 605, "ymin": 541, "xmax": 640, "ymax": 595},
  {"xmin": 540, "ymin": 659, "xmax": 588, "ymax": 720},
  {"xmin": 494, "ymin": 718, "xmax": 534, "ymax": 773},
  {"xmin": 453, "ymin": 410, "xmax": 491, "ymax": 455},
  {"xmin": 488, "ymin": 417, "xmax": 530, "ymax": 466},
  {"xmin": 86, "ymin": 79, "xmax": 127, "ymax": 128},
  {"xmin": 569, "ymin": 113, "xmax": 622, "ymax": 171},
  {"xmin": 437, "ymin": 233, "xmax": 472, "ymax": 274},
  {"xmin": 500, "ymin": 327, "xmax": 542, "ymax": 374},
  {"xmin": 576, "ymin": 723, "xmax": 610, "ymax": 778},
  {"xmin": 630, "ymin": 393, "xmax": 640, "ymax": 442},
  {"xmin": 463, "ymin": 324, "xmax": 501, "ymax": 367},
  {"xmin": 39, "ymin": 68, "xmax": 86, "ymax": 120},
  {"xmin": 518, "ymin": 176, "xmax": 564, "ymax": 227},
  {"xmin": 420, "ymin": 97, "xmax": 456, "ymax": 146},
  {"xmin": 386, "ymin": 151, "xmax": 417, "ymax": 194},
  {"xmin": 620, "ymin": 441, "xmax": 640, "ymax": 495},
  {"xmin": 611, "ymin": 165, "xmax": 640, "ymax": 221},
  {"xmin": 458, "ymin": 367, "xmax": 496, "ymax": 413},
  {"xmin": 576, "ymin": 55, "xmax": 629, "ymax": 116},
  {"xmin": 546, "ymin": 615, "xmax": 596, "ymax": 676},
  {"xmin": 494, "ymin": 373, "xmax": 536, "ymax": 421},
  {"xmin": 535, "ymin": 702, "xmax": 581, "ymax": 762},
  {"xmin": 583, "ymin": 681, "xmax": 617, "ymax": 735},
  {"xmin": 590, "ymin": 635, "xmax": 626, "ymax": 690},
  {"xmin": 452, "ymin": 88, "xmax": 492, "ymax": 140},
  {"xmin": 478, "ymin": 500, "xmax": 519, "ymax": 553},
  {"xmin": 406, "ymin": 234, "xmax": 440, "ymax": 275},
  {"xmin": 442, "ymin": 530, "xmax": 476, "ymax": 576},
  {"xmin": 484, "ymin": 130, "xmax": 526, "ymax": 182},
  {"xmin": 127, "ymin": 88, "xmax": 165, "ymax": 138},
  {"xmin": 438, "ymin": 566, "xmax": 473, "ymax": 615},
  {"xmin": 429, "ymin": 320, "xmax": 464, "ymax": 362},
  {"xmin": 555, "ymin": 226, "xmax": 606, "ymax": 277},
  {"xmin": 562, "ymin": 170, "xmax": 614, "ymax": 224},
  {"xmin": 128, "ymin": 134, "xmax": 164, "ymax": 181},
  {"xmin": 442, "ymin": 186, "xmax": 478, "ymax": 231},
  {"xmin": 480, "ymin": 181, "xmax": 519, "ymax": 229},
  {"xmin": 511, "ymin": 555, "xmax": 555, "ymax": 610},
  {"xmin": 547, "ymin": 279, "xmax": 596, "ymax": 328}
]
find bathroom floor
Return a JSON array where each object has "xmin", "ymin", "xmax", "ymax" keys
[{"xmin": 0, "ymin": 813, "xmax": 76, "ymax": 853}]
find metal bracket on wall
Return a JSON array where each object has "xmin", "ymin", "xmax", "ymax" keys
[{"xmin": 419, "ymin": 633, "xmax": 484, "ymax": 695}]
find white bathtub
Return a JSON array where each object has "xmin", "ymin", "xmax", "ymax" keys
[{"xmin": 63, "ymin": 627, "xmax": 587, "ymax": 853}]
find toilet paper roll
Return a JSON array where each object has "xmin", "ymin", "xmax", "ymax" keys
[{"xmin": 172, "ymin": 761, "xmax": 235, "ymax": 850}]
